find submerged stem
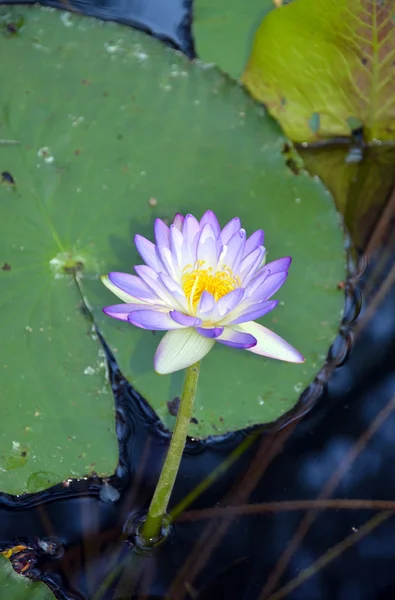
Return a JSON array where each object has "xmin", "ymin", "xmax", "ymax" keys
[{"xmin": 141, "ymin": 361, "xmax": 201, "ymax": 543}]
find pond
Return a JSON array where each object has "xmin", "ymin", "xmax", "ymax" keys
[{"xmin": 0, "ymin": 1, "xmax": 395, "ymax": 599}]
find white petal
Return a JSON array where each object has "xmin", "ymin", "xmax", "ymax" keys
[
  {"xmin": 197, "ymin": 224, "xmax": 218, "ymax": 269},
  {"xmin": 235, "ymin": 322, "xmax": 305, "ymax": 363},
  {"xmin": 182, "ymin": 214, "xmax": 201, "ymax": 260},
  {"xmin": 101, "ymin": 275, "xmax": 143, "ymax": 304},
  {"xmin": 154, "ymin": 328, "xmax": 215, "ymax": 374},
  {"xmin": 156, "ymin": 245, "xmax": 178, "ymax": 280},
  {"xmin": 217, "ymin": 244, "xmax": 228, "ymax": 268},
  {"xmin": 170, "ymin": 224, "xmax": 185, "ymax": 269}
]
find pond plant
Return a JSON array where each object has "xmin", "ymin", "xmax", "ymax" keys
[
  {"xmin": 0, "ymin": 0, "xmax": 394, "ymax": 598},
  {"xmin": 102, "ymin": 211, "xmax": 304, "ymax": 541}
]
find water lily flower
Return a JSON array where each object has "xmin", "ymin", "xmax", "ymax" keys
[{"xmin": 102, "ymin": 211, "xmax": 304, "ymax": 374}]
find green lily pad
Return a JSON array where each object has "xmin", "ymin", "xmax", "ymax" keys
[
  {"xmin": 0, "ymin": 556, "xmax": 55, "ymax": 600},
  {"xmin": 0, "ymin": 10, "xmax": 120, "ymax": 494},
  {"xmin": 0, "ymin": 7, "xmax": 345, "ymax": 458},
  {"xmin": 242, "ymin": 0, "xmax": 395, "ymax": 143},
  {"xmin": 193, "ymin": 0, "xmax": 276, "ymax": 79}
]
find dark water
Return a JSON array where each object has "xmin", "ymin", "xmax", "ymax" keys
[
  {"xmin": 2, "ymin": 2, "xmax": 395, "ymax": 599},
  {"xmin": 2, "ymin": 257, "xmax": 395, "ymax": 600},
  {"xmin": 1, "ymin": 0, "xmax": 195, "ymax": 56}
]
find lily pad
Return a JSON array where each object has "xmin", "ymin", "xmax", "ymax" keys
[
  {"xmin": 0, "ymin": 6, "xmax": 345, "ymax": 453},
  {"xmin": 242, "ymin": 0, "xmax": 395, "ymax": 143},
  {"xmin": 193, "ymin": 0, "xmax": 276, "ymax": 78},
  {"xmin": 0, "ymin": 10, "xmax": 120, "ymax": 495},
  {"xmin": 0, "ymin": 556, "xmax": 55, "ymax": 600}
]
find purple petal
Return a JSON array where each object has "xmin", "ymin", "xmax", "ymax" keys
[
  {"xmin": 215, "ymin": 288, "xmax": 244, "ymax": 317},
  {"xmin": 128, "ymin": 310, "xmax": 185, "ymax": 330},
  {"xmin": 266, "ymin": 256, "xmax": 292, "ymax": 274},
  {"xmin": 259, "ymin": 272, "xmax": 288, "ymax": 301},
  {"xmin": 228, "ymin": 300, "xmax": 278, "ymax": 325},
  {"xmin": 102, "ymin": 275, "xmax": 146, "ymax": 304},
  {"xmin": 170, "ymin": 310, "xmax": 202, "ymax": 327},
  {"xmin": 216, "ymin": 328, "xmax": 257, "ymax": 349},
  {"xmin": 103, "ymin": 303, "xmax": 158, "ymax": 321},
  {"xmin": 236, "ymin": 322, "xmax": 304, "ymax": 363},
  {"xmin": 159, "ymin": 272, "xmax": 188, "ymax": 310},
  {"xmin": 196, "ymin": 326, "xmax": 224, "ymax": 338},
  {"xmin": 172, "ymin": 213, "xmax": 184, "ymax": 230},
  {"xmin": 232, "ymin": 232, "xmax": 247, "ymax": 272},
  {"xmin": 199, "ymin": 210, "xmax": 221, "ymax": 238},
  {"xmin": 134, "ymin": 265, "xmax": 172, "ymax": 304},
  {"xmin": 134, "ymin": 235, "xmax": 162, "ymax": 271},
  {"xmin": 154, "ymin": 218, "xmax": 170, "ymax": 247},
  {"xmin": 244, "ymin": 269, "xmax": 271, "ymax": 298},
  {"xmin": 220, "ymin": 217, "xmax": 241, "ymax": 244},
  {"xmin": 239, "ymin": 247, "xmax": 265, "ymax": 282},
  {"xmin": 243, "ymin": 229, "xmax": 264, "ymax": 258},
  {"xmin": 156, "ymin": 245, "xmax": 178, "ymax": 279},
  {"xmin": 134, "ymin": 264, "xmax": 159, "ymax": 282},
  {"xmin": 219, "ymin": 229, "xmax": 246, "ymax": 270},
  {"xmin": 108, "ymin": 272, "xmax": 154, "ymax": 301},
  {"xmin": 245, "ymin": 258, "xmax": 290, "ymax": 297},
  {"xmin": 196, "ymin": 291, "xmax": 215, "ymax": 317}
]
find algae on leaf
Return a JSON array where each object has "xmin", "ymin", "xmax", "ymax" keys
[{"xmin": 242, "ymin": 0, "xmax": 395, "ymax": 143}]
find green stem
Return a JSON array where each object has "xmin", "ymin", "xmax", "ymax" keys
[{"xmin": 141, "ymin": 361, "xmax": 201, "ymax": 543}]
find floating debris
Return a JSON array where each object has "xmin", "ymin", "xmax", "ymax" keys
[{"xmin": 99, "ymin": 480, "xmax": 120, "ymax": 503}]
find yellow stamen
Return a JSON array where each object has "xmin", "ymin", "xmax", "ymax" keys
[{"xmin": 182, "ymin": 261, "xmax": 240, "ymax": 311}]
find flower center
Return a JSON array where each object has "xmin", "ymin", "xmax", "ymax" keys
[{"xmin": 181, "ymin": 261, "xmax": 240, "ymax": 311}]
